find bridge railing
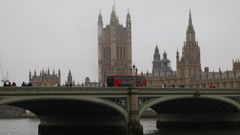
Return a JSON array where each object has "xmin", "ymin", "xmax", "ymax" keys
[
  {"xmin": 0, "ymin": 87, "xmax": 129, "ymax": 95},
  {"xmin": 138, "ymin": 87, "xmax": 240, "ymax": 96},
  {"xmin": 1, "ymin": 87, "xmax": 240, "ymax": 95}
]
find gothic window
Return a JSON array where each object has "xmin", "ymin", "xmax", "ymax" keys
[
  {"xmin": 120, "ymin": 47, "xmax": 123, "ymax": 59},
  {"xmin": 117, "ymin": 47, "xmax": 126, "ymax": 60},
  {"xmin": 117, "ymin": 47, "xmax": 119, "ymax": 60},
  {"xmin": 104, "ymin": 47, "xmax": 110, "ymax": 61},
  {"xmin": 108, "ymin": 47, "xmax": 110, "ymax": 60},
  {"xmin": 105, "ymin": 48, "xmax": 108, "ymax": 60},
  {"xmin": 104, "ymin": 48, "xmax": 106, "ymax": 60},
  {"xmin": 123, "ymin": 48, "xmax": 126, "ymax": 60}
]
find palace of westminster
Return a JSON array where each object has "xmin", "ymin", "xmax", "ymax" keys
[
  {"xmin": 98, "ymin": 7, "xmax": 240, "ymax": 88},
  {"xmin": 26, "ymin": 7, "xmax": 240, "ymax": 88}
]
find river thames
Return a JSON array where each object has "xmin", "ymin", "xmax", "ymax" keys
[
  {"xmin": 0, "ymin": 118, "xmax": 157, "ymax": 135},
  {"xmin": 1, "ymin": 118, "xmax": 240, "ymax": 135}
]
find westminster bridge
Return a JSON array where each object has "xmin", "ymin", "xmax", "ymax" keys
[{"xmin": 1, "ymin": 87, "xmax": 240, "ymax": 135}]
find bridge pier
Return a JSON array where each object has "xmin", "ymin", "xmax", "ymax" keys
[
  {"xmin": 38, "ymin": 116, "xmax": 127, "ymax": 135},
  {"xmin": 128, "ymin": 88, "xmax": 143, "ymax": 135},
  {"xmin": 156, "ymin": 113, "xmax": 240, "ymax": 129}
]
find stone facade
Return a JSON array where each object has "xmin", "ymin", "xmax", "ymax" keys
[
  {"xmin": 147, "ymin": 11, "xmax": 240, "ymax": 88},
  {"xmin": 98, "ymin": 7, "xmax": 132, "ymax": 84},
  {"xmin": 83, "ymin": 77, "xmax": 101, "ymax": 87},
  {"xmin": 29, "ymin": 69, "xmax": 61, "ymax": 87},
  {"xmin": 233, "ymin": 59, "xmax": 240, "ymax": 72}
]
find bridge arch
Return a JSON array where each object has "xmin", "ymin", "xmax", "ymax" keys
[
  {"xmin": 0, "ymin": 96, "xmax": 128, "ymax": 124},
  {"xmin": 139, "ymin": 95, "xmax": 240, "ymax": 116}
]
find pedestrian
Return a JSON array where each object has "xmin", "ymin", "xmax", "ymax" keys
[
  {"xmin": 21, "ymin": 81, "xmax": 26, "ymax": 87},
  {"xmin": 27, "ymin": 82, "xmax": 32, "ymax": 86},
  {"xmin": 12, "ymin": 82, "xmax": 16, "ymax": 86},
  {"xmin": 7, "ymin": 81, "xmax": 11, "ymax": 86}
]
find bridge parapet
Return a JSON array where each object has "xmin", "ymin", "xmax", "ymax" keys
[
  {"xmin": 0, "ymin": 87, "xmax": 128, "ymax": 95},
  {"xmin": 138, "ymin": 88, "xmax": 240, "ymax": 96}
]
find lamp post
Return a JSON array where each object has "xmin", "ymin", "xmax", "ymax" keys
[
  {"xmin": 131, "ymin": 64, "xmax": 138, "ymax": 87},
  {"xmin": 128, "ymin": 64, "xmax": 143, "ymax": 135}
]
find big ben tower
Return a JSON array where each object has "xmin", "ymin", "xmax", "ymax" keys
[
  {"xmin": 177, "ymin": 10, "xmax": 201, "ymax": 80},
  {"xmin": 98, "ymin": 7, "xmax": 132, "ymax": 84}
]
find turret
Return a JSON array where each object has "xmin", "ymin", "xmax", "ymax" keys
[
  {"xmin": 67, "ymin": 70, "xmax": 73, "ymax": 85},
  {"xmin": 219, "ymin": 67, "xmax": 222, "ymax": 79},
  {"xmin": 42, "ymin": 68, "xmax": 45, "ymax": 75},
  {"xmin": 126, "ymin": 9, "xmax": 131, "ymax": 28},
  {"xmin": 154, "ymin": 45, "xmax": 160, "ymax": 61},
  {"xmin": 163, "ymin": 51, "xmax": 167, "ymax": 59},
  {"xmin": 110, "ymin": 5, "xmax": 118, "ymax": 24},
  {"xmin": 176, "ymin": 49, "xmax": 179, "ymax": 63},
  {"xmin": 47, "ymin": 68, "xmax": 50, "ymax": 75},
  {"xmin": 152, "ymin": 45, "xmax": 161, "ymax": 76},
  {"xmin": 53, "ymin": 69, "xmax": 55, "ymax": 75},
  {"xmin": 58, "ymin": 69, "xmax": 61, "ymax": 79},
  {"xmin": 161, "ymin": 51, "xmax": 171, "ymax": 72},
  {"xmin": 98, "ymin": 10, "xmax": 103, "ymax": 32},
  {"xmin": 34, "ymin": 70, "xmax": 37, "ymax": 76},
  {"xmin": 39, "ymin": 70, "xmax": 42, "ymax": 76},
  {"xmin": 29, "ymin": 70, "xmax": 32, "ymax": 81}
]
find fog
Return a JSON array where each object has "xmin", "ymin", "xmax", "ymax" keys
[{"xmin": 0, "ymin": 0, "xmax": 239, "ymax": 85}]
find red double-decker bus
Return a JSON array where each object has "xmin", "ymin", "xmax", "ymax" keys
[{"xmin": 106, "ymin": 74, "xmax": 147, "ymax": 87}]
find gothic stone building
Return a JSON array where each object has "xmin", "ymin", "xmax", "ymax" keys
[
  {"xmin": 152, "ymin": 46, "xmax": 172, "ymax": 77},
  {"xmin": 29, "ymin": 69, "xmax": 61, "ymax": 87},
  {"xmin": 65, "ymin": 70, "xmax": 75, "ymax": 86},
  {"xmin": 98, "ymin": 7, "xmax": 132, "ymax": 84},
  {"xmin": 147, "ymin": 11, "xmax": 240, "ymax": 88}
]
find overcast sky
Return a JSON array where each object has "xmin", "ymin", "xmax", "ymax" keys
[{"xmin": 0, "ymin": 0, "xmax": 240, "ymax": 85}]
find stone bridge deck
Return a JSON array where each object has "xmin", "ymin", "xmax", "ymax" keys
[{"xmin": 1, "ymin": 87, "xmax": 240, "ymax": 135}]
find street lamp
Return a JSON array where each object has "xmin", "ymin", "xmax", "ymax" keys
[
  {"xmin": 131, "ymin": 64, "xmax": 138, "ymax": 87},
  {"xmin": 131, "ymin": 64, "xmax": 138, "ymax": 75}
]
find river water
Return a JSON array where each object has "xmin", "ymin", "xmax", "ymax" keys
[
  {"xmin": 1, "ymin": 118, "xmax": 157, "ymax": 135},
  {"xmin": 1, "ymin": 118, "xmax": 240, "ymax": 135}
]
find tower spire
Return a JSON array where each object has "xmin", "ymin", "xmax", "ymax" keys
[
  {"xmin": 155, "ymin": 45, "xmax": 159, "ymax": 54},
  {"xmin": 98, "ymin": 9, "xmax": 103, "ymax": 37},
  {"xmin": 126, "ymin": 8, "xmax": 131, "ymax": 28},
  {"xmin": 29, "ymin": 70, "xmax": 32, "ymax": 81},
  {"xmin": 176, "ymin": 49, "xmax": 180, "ymax": 63},
  {"xmin": 110, "ymin": 0, "xmax": 118, "ymax": 24},
  {"xmin": 113, "ymin": 0, "xmax": 115, "ymax": 11},
  {"xmin": 189, "ymin": 9, "xmax": 192, "ymax": 26},
  {"xmin": 67, "ymin": 70, "xmax": 72, "ymax": 85},
  {"xmin": 98, "ymin": 10, "xmax": 102, "ymax": 19},
  {"xmin": 186, "ymin": 9, "xmax": 195, "ymax": 42},
  {"xmin": 154, "ymin": 45, "xmax": 160, "ymax": 61},
  {"xmin": 98, "ymin": 9, "xmax": 103, "ymax": 24}
]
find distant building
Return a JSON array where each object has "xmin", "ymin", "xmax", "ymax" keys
[
  {"xmin": 65, "ymin": 70, "xmax": 75, "ymax": 86},
  {"xmin": 98, "ymin": 6, "xmax": 132, "ymax": 84},
  {"xmin": 29, "ymin": 69, "xmax": 61, "ymax": 87},
  {"xmin": 152, "ymin": 46, "xmax": 172, "ymax": 77},
  {"xmin": 233, "ymin": 59, "xmax": 240, "ymax": 72},
  {"xmin": 84, "ymin": 77, "xmax": 101, "ymax": 87},
  {"xmin": 146, "ymin": 11, "xmax": 240, "ymax": 88}
]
